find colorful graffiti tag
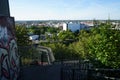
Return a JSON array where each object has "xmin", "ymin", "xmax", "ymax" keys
[{"xmin": 0, "ymin": 16, "xmax": 19, "ymax": 80}]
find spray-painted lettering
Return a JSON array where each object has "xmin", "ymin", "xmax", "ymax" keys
[{"xmin": 0, "ymin": 17, "xmax": 19, "ymax": 80}]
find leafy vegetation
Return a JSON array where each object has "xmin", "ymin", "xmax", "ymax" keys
[
  {"xmin": 42, "ymin": 43, "xmax": 81, "ymax": 61},
  {"xmin": 58, "ymin": 30, "xmax": 75, "ymax": 41},
  {"xmin": 71, "ymin": 23, "xmax": 120, "ymax": 68},
  {"xmin": 87, "ymin": 23, "xmax": 120, "ymax": 68},
  {"xmin": 15, "ymin": 25, "xmax": 35, "ymax": 65},
  {"xmin": 28, "ymin": 26, "xmax": 60, "ymax": 35},
  {"xmin": 15, "ymin": 23, "xmax": 120, "ymax": 68},
  {"xmin": 15, "ymin": 25, "xmax": 31, "ymax": 46}
]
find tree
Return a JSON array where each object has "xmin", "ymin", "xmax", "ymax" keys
[
  {"xmin": 28, "ymin": 26, "xmax": 61, "ymax": 35},
  {"xmin": 72, "ymin": 23, "xmax": 120, "ymax": 68},
  {"xmin": 88, "ymin": 23, "xmax": 120, "ymax": 68},
  {"xmin": 58, "ymin": 30, "xmax": 75, "ymax": 41},
  {"xmin": 47, "ymin": 27, "xmax": 60, "ymax": 34},
  {"xmin": 15, "ymin": 25, "xmax": 38, "ymax": 65},
  {"xmin": 42, "ymin": 43, "xmax": 80, "ymax": 60},
  {"xmin": 73, "ymin": 30, "xmax": 91, "ymax": 59},
  {"xmin": 28, "ymin": 26, "xmax": 42, "ymax": 35},
  {"xmin": 15, "ymin": 25, "xmax": 31, "ymax": 46}
]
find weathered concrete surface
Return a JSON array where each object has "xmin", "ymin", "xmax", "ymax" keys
[
  {"xmin": 0, "ymin": 1, "xmax": 19, "ymax": 80},
  {"xmin": 21, "ymin": 64, "xmax": 61, "ymax": 80},
  {"xmin": 0, "ymin": 0, "xmax": 10, "ymax": 16}
]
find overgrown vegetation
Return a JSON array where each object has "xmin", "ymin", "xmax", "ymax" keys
[
  {"xmin": 15, "ymin": 23, "xmax": 120, "ymax": 68},
  {"xmin": 28, "ymin": 26, "xmax": 60, "ymax": 35},
  {"xmin": 15, "ymin": 25, "xmax": 31, "ymax": 46}
]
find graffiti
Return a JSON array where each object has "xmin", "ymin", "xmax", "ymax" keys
[
  {"xmin": 0, "ymin": 27, "xmax": 8, "ymax": 47},
  {"xmin": 0, "ymin": 16, "xmax": 19, "ymax": 80}
]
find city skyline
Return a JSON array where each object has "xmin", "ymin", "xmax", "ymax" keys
[{"xmin": 9, "ymin": 0, "xmax": 120, "ymax": 20}]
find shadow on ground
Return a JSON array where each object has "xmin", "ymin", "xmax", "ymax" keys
[{"xmin": 20, "ymin": 64, "xmax": 61, "ymax": 80}]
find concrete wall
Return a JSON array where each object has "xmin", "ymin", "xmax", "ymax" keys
[
  {"xmin": 0, "ymin": 16, "xmax": 19, "ymax": 80},
  {"xmin": 0, "ymin": 0, "xmax": 10, "ymax": 16}
]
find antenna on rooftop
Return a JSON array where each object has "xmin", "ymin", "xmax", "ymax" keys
[
  {"xmin": 107, "ymin": 13, "xmax": 111, "ymax": 24},
  {"xmin": 108, "ymin": 13, "xmax": 110, "ymax": 20}
]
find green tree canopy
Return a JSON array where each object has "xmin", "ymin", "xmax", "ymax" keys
[
  {"xmin": 15, "ymin": 25, "xmax": 31, "ymax": 46},
  {"xmin": 77, "ymin": 23, "xmax": 120, "ymax": 68},
  {"xmin": 58, "ymin": 30, "xmax": 75, "ymax": 41}
]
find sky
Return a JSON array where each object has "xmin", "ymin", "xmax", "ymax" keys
[{"xmin": 9, "ymin": 0, "xmax": 120, "ymax": 20}]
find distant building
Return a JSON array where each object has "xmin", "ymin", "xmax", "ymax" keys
[
  {"xmin": 81, "ymin": 21, "xmax": 94, "ymax": 27},
  {"xmin": 29, "ymin": 35, "xmax": 39, "ymax": 40},
  {"xmin": 63, "ymin": 22, "xmax": 90, "ymax": 32},
  {"xmin": 63, "ymin": 23, "xmax": 68, "ymax": 31}
]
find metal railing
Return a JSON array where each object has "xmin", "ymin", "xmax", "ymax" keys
[
  {"xmin": 60, "ymin": 60, "xmax": 120, "ymax": 80},
  {"xmin": 88, "ymin": 68, "xmax": 120, "ymax": 80},
  {"xmin": 61, "ymin": 60, "xmax": 90, "ymax": 80}
]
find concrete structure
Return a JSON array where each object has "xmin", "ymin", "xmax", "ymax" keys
[
  {"xmin": 0, "ymin": 0, "xmax": 10, "ymax": 16},
  {"xmin": 63, "ymin": 23, "xmax": 87, "ymax": 32},
  {"xmin": 0, "ymin": 0, "xmax": 19, "ymax": 80},
  {"xmin": 37, "ymin": 46, "xmax": 55, "ymax": 64}
]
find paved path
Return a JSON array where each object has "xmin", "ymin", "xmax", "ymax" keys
[{"xmin": 20, "ymin": 64, "xmax": 61, "ymax": 80}]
